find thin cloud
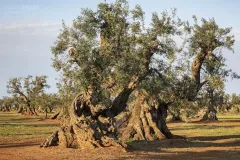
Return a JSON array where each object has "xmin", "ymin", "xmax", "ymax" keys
[
  {"xmin": 0, "ymin": 21, "xmax": 61, "ymax": 30},
  {"xmin": 0, "ymin": 21, "xmax": 62, "ymax": 36}
]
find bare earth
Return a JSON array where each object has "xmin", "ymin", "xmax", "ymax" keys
[{"xmin": 0, "ymin": 114, "xmax": 239, "ymax": 160}]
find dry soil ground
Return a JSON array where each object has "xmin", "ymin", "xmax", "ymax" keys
[{"xmin": 0, "ymin": 112, "xmax": 239, "ymax": 160}]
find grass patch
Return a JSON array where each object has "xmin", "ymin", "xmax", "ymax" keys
[
  {"xmin": 0, "ymin": 112, "xmax": 58, "ymax": 137},
  {"xmin": 168, "ymin": 114, "xmax": 240, "ymax": 137}
]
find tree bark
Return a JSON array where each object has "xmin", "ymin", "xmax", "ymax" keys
[
  {"xmin": 48, "ymin": 106, "xmax": 54, "ymax": 113},
  {"xmin": 122, "ymin": 94, "xmax": 155, "ymax": 141},
  {"xmin": 191, "ymin": 52, "xmax": 208, "ymax": 91},
  {"xmin": 201, "ymin": 89, "xmax": 218, "ymax": 121},
  {"xmin": 17, "ymin": 105, "xmax": 24, "ymax": 114},
  {"xmin": 202, "ymin": 105, "xmax": 218, "ymax": 121},
  {"xmin": 24, "ymin": 106, "xmax": 38, "ymax": 116},
  {"xmin": 51, "ymin": 111, "xmax": 61, "ymax": 120},
  {"xmin": 170, "ymin": 109, "xmax": 182, "ymax": 121},
  {"xmin": 122, "ymin": 93, "xmax": 174, "ymax": 141},
  {"xmin": 41, "ymin": 92, "xmax": 127, "ymax": 150},
  {"xmin": 44, "ymin": 108, "xmax": 48, "ymax": 119}
]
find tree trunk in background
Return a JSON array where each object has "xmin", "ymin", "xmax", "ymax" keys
[
  {"xmin": 17, "ymin": 105, "xmax": 24, "ymax": 114},
  {"xmin": 171, "ymin": 113, "xmax": 181, "ymax": 121},
  {"xmin": 156, "ymin": 103, "xmax": 174, "ymax": 139},
  {"xmin": 170, "ymin": 109, "xmax": 182, "ymax": 121},
  {"xmin": 6, "ymin": 105, "xmax": 11, "ymax": 112},
  {"xmin": 48, "ymin": 106, "xmax": 54, "ymax": 113},
  {"xmin": 201, "ymin": 89, "xmax": 218, "ymax": 121},
  {"xmin": 2, "ymin": 105, "xmax": 11, "ymax": 112},
  {"xmin": 202, "ymin": 105, "xmax": 218, "ymax": 121},
  {"xmin": 25, "ymin": 106, "xmax": 38, "ymax": 116},
  {"xmin": 191, "ymin": 53, "xmax": 207, "ymax": 91},
  {"xmin": 44, "ymin": 108, "xmax": 48, "ymax": 119}
]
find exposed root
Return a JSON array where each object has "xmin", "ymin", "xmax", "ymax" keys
[
  {"xmin": 201, "ymin": 106, "xmax": 218, "ymax": 121},
  {"xmin": 41, "ymin": 92, "xmax": 127, "ymax": 151},
  {"xmin": 40, "ymin": 131, "xmax": 59, "ymax": 148},
  {"xmin": 51, "ymin": 111, "xmax": 60, "ymax": 119}
]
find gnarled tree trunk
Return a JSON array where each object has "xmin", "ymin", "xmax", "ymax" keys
[
  {"xmin": 201, "ymin": 89, "xmax": 218, "ymax": 121},
  {"xmin": 44, "ymin": 108, "xmax": 48, "ymax": 119},
  {"xmin": 191, "ymin": 52, "xmax": 208, "ymax": 92},
  {"xmin": 18, "ymin": 105, "xmax": 24, "ymax": 114},
  {"xmin": 202, "ymin": 105, "xmax": 218, "ymax": 121},
  {"xmin": 122, "ymin": 93, "xmax": 173, "ymax": 141},
  {"xmin": 24, "ymin": 107, "xmax": 38, "ymax": 116},
  {"xmin": 41, "ymin": 92, "xmax": 127, "ymax": 151}
]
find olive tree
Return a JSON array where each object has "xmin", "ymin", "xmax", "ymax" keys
[
  {"xmin": 41, "ymin": 0, "xmax": 184, "ymax": 149},
  {"xmin": 188, "ymin": 17, "xmax": 239, "ymax": 120},
  {"xmin": 7, "ymin": 75, "xmax": 49, "ymax": 115}
]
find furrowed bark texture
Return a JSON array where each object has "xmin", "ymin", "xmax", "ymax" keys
[
  {"xmin": 201, "ymin": 89, "xmax": 218, "ymax": 121},
  {"xmin": 122, "ymin": 94, "xmax": 173, "ymax": 141},
  {"xmin": 41, "ymin": 92, "xmax": 127, "ymax": 151}
]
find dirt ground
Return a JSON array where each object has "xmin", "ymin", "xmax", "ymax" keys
[{"xmin": 0, "ymin": 113, "xmax": 239, "ymax": 160}]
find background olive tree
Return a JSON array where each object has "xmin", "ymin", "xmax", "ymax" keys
[{"xmin": 7, "ymin": 75, "xmax": 49, "ymax": 115}]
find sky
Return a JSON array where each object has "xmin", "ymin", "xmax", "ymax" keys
[{"xmin": 0, "ymin": 0, "xmax": 240, "ymax": 98}]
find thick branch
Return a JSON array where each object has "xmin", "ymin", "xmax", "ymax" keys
[{"xmin": 191, "ymin": 52, "xmax": 208, "ymax": 89}]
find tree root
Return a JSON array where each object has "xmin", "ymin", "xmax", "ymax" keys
[
  {"xmin": 201, "ymin": 107, "xmax": 218, "ymax": 121},
  {"xmin": 40, "ymin": 131, "xmax": 59, "ymax": 147},
  {"xmin": 51, "ymin": 111, "xmax": 61, "ymax": 119},
  {"xmin": 41, "ymin": 93, "xmax": 127, "ymax": 151}
]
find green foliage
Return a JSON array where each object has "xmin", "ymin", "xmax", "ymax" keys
[
  {"xmin": 189, "ymin": 16, "xmax": 234, "ymax": 55},
  {"xmin": 34, "ymin": 93, "xmax": 60, "ymax": 112},
  {"xmin": 6, "ymin": 75, "xmax": 50, "ymax": 109},
  {"xmin": 3, "ymin": 0, "xmax": 238, "ymax": 119},
  {"xmin": 0, "ymin": 113, "xmax": 58, "ymax": 137},
  {"xmin": 230, "ymin": 93, "xmax": 240, "ymax": 113},
  {"xmin": 0, "ymin": 96, "xmax": 17, "ymax": 111},
  {"xmin": 48, "ymin": 0, "xmax": 240, "ymax": 120},
  {"xmin": 51, "ymin": 0, "xmax": 184, "ymax": 108}
]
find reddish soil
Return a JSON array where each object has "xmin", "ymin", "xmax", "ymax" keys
[{"xmin": 0, "ymin": 119, "xmax": 239, "ymax": 160}]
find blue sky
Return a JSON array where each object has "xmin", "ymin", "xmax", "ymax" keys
[{"xmin": 0, "ymin": 0, "xmax": 240, "ymax": 98}]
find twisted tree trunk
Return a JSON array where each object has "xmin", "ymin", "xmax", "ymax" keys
[
  {"xmin": 191, "ymin": 52, "xmax": 208, "ymax": 91},
  {"xmin": 44, "ymin": 108, "xmax": 48, "ymax": 119},
  {"xmin": 201, "ymin": 89, "xmax": 218, "ymax": 121},
  {"xmin": 41, "ymin": 92, "xmax": 127, "ymax": 150},
  {"xmin": 202, "ymin": 105, "xmax": 218, "ymax": 121},
  {"xmin": 122, "ymin": 93, "xmax": 173, "ymax": 141},
  {"xmin": 18, "ymin": 105, "xmax": 24, "ymax": 114},
  {"xmin": 25, "ymin": 106, "xmax": 38, "ymax": 116}
]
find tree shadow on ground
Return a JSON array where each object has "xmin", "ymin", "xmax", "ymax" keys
[
  {"xmin": 170, "ymin": 125, "xmax": 239, "ymax": 131},
  {"xmin": 127, "ymin": 134, "xmax": 240, "ymax": 150},
  {"xmin": 0, "ymin": 142, "xmax": 39, "ymax": 149},
  {"xmin": 124, "ymin": 134, "xmax": 240, "ymax": 160},
  {"xmin": 0, "ymin": 123, "xmax": 59, "ymax": 127},
  {"xmin": 0, "ymin": 132, "xmax": 54, "ymax": 136},
  {"xmin": 120, "ymin": 150, "xmax": 240, "ymax": 160},
  {"xmin": 189, "ymin": 135, "xmax": 240, "ymax": 141},
  {"xmin": 218, "ymin": 118, "xmax": 240, "ymax": 123}
]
